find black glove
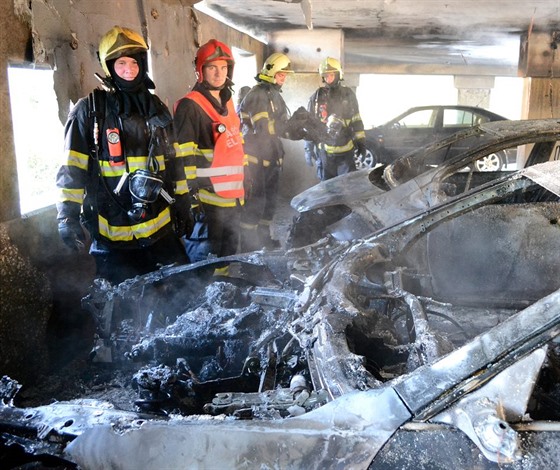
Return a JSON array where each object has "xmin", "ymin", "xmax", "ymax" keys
[
  {"xmin": 284, "ymin": 107, "xmax": 311, "ymax": 140},
  {"xmin": 291, "ymin": 106, "xmax": 311, "ymax": 121},
  {"xmin": 58, "ymin": 218, "xmax": 86, "ymax": 251},
  {"xmin": 304, "ymin": 146, "xmax": 316, "ymax": 167},
  {"xmin": 355, "ymin": 141, "xmax": 368, "ymax": 162}
]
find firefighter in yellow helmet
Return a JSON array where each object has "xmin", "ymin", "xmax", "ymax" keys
[
  {"xmin": 304, "ymin": 57, "xmax": 367, "ymax": 181},
  {"xmin": 173, "ymin": 39, "xmax": 246, "ymax": 271},
  {"xmin": 238, "ymin": 52, "xmax": 310, "ymax": 251},
  {"xmin": 56, "ymin": 26, "xmax": 189, "ymax": 285}
]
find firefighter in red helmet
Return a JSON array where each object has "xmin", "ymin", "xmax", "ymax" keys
[{"xmin": 173, "ymin": 39, "xmax": 246, "ymax": 273}]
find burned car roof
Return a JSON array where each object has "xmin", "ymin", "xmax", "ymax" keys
[
  {"xmin": 289, "ymin": 118, "xmax": 560, "ymax": 248},
  {"xmin": 292, "ymin": 118, "xmax": 560, "ymax": 213},
  {"xmin": 1, "ymin": 162, "xmax": 560, "ymax": 469}
]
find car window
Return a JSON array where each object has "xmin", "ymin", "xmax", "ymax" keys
[
  {"xmin": 435, "ymin": 140, "xmax": 560, "ymax": 202},
  {"xmin": 394, "ymin": 109, "xmax": 435, "ymax": 128},
  {"xmin": 442, "ymin": 109, "xmax": 483, "ymax": 128}
]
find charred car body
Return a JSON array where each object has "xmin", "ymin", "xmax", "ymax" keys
[
  {"xmin": 1, "ymin": 158, "xmax": 560, "ymax": 467},
  {"xmin": 290, "ymin": 118, "xmax": 560, "ymax": 249}
]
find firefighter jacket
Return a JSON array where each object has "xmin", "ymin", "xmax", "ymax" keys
[
  {"xmin": 174, "ymin": 84, "xmax": 245, "ymax": 208},
  {"xmin": 304, "ymin": 83, "xmax": 366, "ymax": 156},
  {"xmin": 56, "ymin": 89, "xmax": 182, "ymax": 250},
  {"xmin": 238, "ymin": 81, "xmax": 299, "ymax": 167}
]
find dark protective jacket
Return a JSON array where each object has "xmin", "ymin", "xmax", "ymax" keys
[
  {"xmin": 174, "ymin": 84, "xmax": 246, "ymax": 208},
  {"xmin": 238, "ymin": 81, "xmax": 300, "ymax": 166},
  {"xmin": 56, "ymin": 89, "xmax": 182, "ymax": 250},
  {"xmin": 304, "ymin": 83, "xmax": 366, "ymax": 155}
]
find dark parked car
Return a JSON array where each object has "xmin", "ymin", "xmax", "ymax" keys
[
  {"xmin": 291, "ymin": 118, "xmax": 560, "ymax": 248},
  {"xmin": 1, "ymin": 160, "xmax": 559, "ymax": 469},
  {"xmin": 356, "ymin": 105, "xmax": 509, "ymax": 170}
]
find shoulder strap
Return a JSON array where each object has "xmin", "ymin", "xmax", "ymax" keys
[{"xmin": 185, "ymin": 91, "xmax": 223, "ymax": 122}]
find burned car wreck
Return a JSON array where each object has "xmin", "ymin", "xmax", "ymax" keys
[
  {"xmin": 1, "ymin": 161, "xmax": 560, "ymax": 469},
  {"xmin": 289, "ymin": 118, "xmax": 560, "ymax": 248}
]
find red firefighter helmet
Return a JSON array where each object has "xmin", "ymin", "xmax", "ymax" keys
[{"xmin": 194, "ymin": 39, "xmax": 235, "ymax": 83}]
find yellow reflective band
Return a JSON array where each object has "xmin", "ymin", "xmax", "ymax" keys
[
  {"xmin": 59, "ymin": 187, "xmax": 84, "ymax": 204},
  {"xmin": 98, "ymin": 207, "xmax": 172, "ymax": 241},
  {"xmin": 67, "ymin": 150, "xmax": 89, "ymax": 170},
  {"xmin": 247, "ymin": 155, "xmax": 272, "ymax": 167},
  {"xmin": 175, "ymin": 179, "xmax": 189, "ymax": 195},
  {"xmin": 252, "ymin": 111, "xmax": 268, "ymax": 123},
  {"xmin": 268, "ymin": 120, "xmax": 276, "ymax": 135},
  {"xmin": 99, "ymin": 161, "xmax": 126, "ymax": 177},
  {"xmin": 324, "ymin": 139, "xmax": 354, "ymax": 154},
  {"xmin": 185, "ymin": 166, "xmax": 197, "ymax": 179},
  {"xmin": 126, "ymin": 156, "xmax": 149, "ymax": 172},
  {"xmin": 132, "ymin": 208, "xmax": 172, "ymax": 238},
  {"xmin": 198, "ymin": 189, "xmax": 243, "ymax": 207},
  {"xmin": 176, "ymin": 141, "xmax": 198, "ymax": 157}
]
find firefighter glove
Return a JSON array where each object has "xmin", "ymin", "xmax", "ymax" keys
[
  {"xmin": 355, "ymin": 140, "xmax": 367, "ymax": 158},
  {"xmin": 58, "ymin": 218, "xmax": 86, "ymax": 251},
  {"xmin": 285, "ymin": 107, "xmax": 310, "ymax": 140}
]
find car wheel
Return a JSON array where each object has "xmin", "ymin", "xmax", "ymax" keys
[
  {"xmin": 474, "ymin": 152, "xmax": 504, "ymax": 172},
  {"xmin": 354, "ymin": 147, "xmax": 378, "ymax": 169}
]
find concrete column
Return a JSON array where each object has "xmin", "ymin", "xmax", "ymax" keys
[
  {"xmin": 518, "ymin": 30, "xmax": 560, "ymax": 119},
  {"xmin": 454, "ymin": 75, "xmax": 495, "ymax": 109},
  {"xmin": 521, "ymin": 77, "xmax": 560, "ymax": 119},
  {"xmin": 0, "ymin": 4, "xmax": 28, "ymax": 222}
]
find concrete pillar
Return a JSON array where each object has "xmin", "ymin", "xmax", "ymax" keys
[
  {"xmin": 454, "ymin": 75, "xmax": 495, "ymax": 109},
  {"xmin": 518, "ymin": 30, "xmax": 560, "ymax": 119},
  {"xmin": 520, "ymin": 77, "xmax": 560, "ymax": 119},
  {"xmin": 0, "ymin": 4, "xmax": 28, "ymax": 222}
]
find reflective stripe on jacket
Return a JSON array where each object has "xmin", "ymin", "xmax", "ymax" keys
[
  {"xmin": 183, "ymin": 91, "xmax": 245, "ymax": 200},
  {"xmin": 56, "ymin": 90, "xmax": 180, "ymax": 249}
]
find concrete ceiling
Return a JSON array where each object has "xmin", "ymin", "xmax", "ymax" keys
[{"xmin": 195, "ymin": 0, "xmax": 560, "ymax": 76}]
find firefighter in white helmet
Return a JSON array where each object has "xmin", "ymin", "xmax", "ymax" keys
[
  {"xmin": 238, "ymin": 52, "xmax": 309, "ymax": 251},
  {"xmin": 304, "ymin": 57, "xmax": 367, "ymax": 181}
]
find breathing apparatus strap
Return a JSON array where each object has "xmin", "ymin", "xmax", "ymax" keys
[
  {"xmin": 82, "ymin": 89, "xmax": 106, "ymax": 238},
  {"xmin": 87, "ymin": 89, "xmax": 130, "ymax": 220}
]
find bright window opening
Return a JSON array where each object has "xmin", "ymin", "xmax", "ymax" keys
[{"xmin": 8, "ymin": 65, "xmax": 64, "ymax": 216}]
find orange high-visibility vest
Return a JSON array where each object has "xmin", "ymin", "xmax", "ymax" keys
[{"xmin": 185, "ymin": 91, "xmax": 245, "ymax": 199}]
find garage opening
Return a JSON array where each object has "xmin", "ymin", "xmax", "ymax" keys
[{"xmin": 7, "ymin": 64, "xmax": 63, "ymax": 216}]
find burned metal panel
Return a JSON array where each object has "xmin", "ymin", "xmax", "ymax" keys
[
  {"xmin": 403, "ymin": 202, "xmax": 560, "ymax": 305},
  {"xmin": 372, "ymin": 424, "xmax": 560, "ymax": 469}
]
